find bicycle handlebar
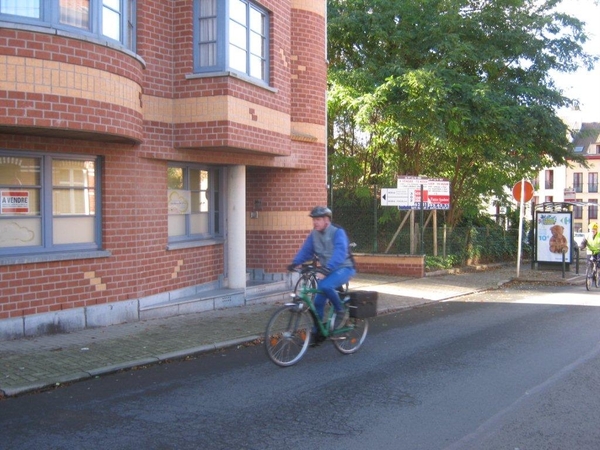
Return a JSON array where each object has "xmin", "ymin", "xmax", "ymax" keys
[{"xmin": 289, "ymin": 266, "xmax": 330, "ymax": 276}]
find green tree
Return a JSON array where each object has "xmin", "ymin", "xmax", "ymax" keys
[{"xmin": 328, "ymin": 0, "xmax": 596, "ymax": 227}]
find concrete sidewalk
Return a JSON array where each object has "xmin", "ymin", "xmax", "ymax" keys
[{"xmin": 0, "ymin": 263, "xmax": 584, "ymax": 398}]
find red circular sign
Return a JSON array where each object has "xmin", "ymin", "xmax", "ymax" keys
[{"xmin": 512, "ymin": 180, "xmax": 534, "ymax": 202}]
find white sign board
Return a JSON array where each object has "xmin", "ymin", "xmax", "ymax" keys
[
  {"xmin": 381, "ymin": 188, "xmax": 411, "ymax": 206},
  {"xmin": 381, "ymin": 176, "xmax": 450, "ymax": 210},
  {"xmin": 563, "ymin": 188, "xmax": 576, "ymax": 202}
]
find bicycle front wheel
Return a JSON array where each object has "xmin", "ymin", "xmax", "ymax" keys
[
  {"xmin": 586, "ymin": 264, "xmax": 593, "ymax": 291},
  {"xmin": 264, "ymin": 304, "xmax": 313, "ymax": 367},
  {"xmin": 332, "ymin": 317, "xmax": 369, "ymax": 355},
  {"xmin": 294, "ymin": 274, "xmax": 317, "ymax": 300}
]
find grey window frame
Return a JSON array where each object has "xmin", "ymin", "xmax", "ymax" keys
[
  {"xmin": 0, "ymin": 150, "xmax": 103, "ymax": 257},
  {"xmin": 193, "ymin": 0, "xmax": 269, "ymax": 84},
  {"xmin": 167, "ymin": 163, "xmax": 224, "ymax": 244},
  {"xmin": 0, "ymin": 0, "xmax": 136, "ymax": 51}
]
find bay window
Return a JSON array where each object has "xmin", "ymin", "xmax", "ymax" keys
[
  {"xmin": 0, "ymin": 0, "xmax": 136, "ymax": 50},
  {"xmin": 194, "ymin": 0, "xmax": 269, "ymax": 83}
]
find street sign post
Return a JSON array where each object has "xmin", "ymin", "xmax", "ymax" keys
[{"xmin": 512, "ymin": 179, "xmax": 535, "ymax": 277}]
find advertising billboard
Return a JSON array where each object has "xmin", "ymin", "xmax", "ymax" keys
[{"xmin": 535, "ymin": 211, "xmax": 572, "ymax": 263}]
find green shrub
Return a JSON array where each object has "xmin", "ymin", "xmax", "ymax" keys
[{"xmin": 425, "ymin": 255, "xmax": 461, "ymax": 271}]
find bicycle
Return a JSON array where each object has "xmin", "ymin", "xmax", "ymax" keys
[
  {"xmin": 265, "ymin": 268, "xmax": 369, "ymax": 367},
  {"xmin": 585, "ymin": 254, "xmax": 599, "ymax": 291}
]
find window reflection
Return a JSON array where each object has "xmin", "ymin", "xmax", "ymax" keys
[
  {"xmin": 60, "ymin": 0, "xmax": 90, "ymax": 30},
  {"xmin": 1, "ymin": 0, "xmax": 40, "ymax": 17}
]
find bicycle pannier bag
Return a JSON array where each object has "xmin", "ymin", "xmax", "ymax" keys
[{"xmin": 348, "ymin": 291, "xmax": 378, "ymax": 318}]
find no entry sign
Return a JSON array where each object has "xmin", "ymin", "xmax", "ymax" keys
[{"xmin": 512, "ymin": 180, "xmax": 534, "ymax": 203}]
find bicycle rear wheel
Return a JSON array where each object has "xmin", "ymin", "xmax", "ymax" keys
[
  {"xmin": 332, "ymin": 317, "xmax": 368, "ymax": 355},
  {"xmin": 264, "ymin": 304, "xmax": 313, "ymax": 367}
]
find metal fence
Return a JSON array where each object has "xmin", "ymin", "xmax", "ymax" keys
[{"xmin": 332, "ymin": 201, "xmax": 523, "ymax": 262}]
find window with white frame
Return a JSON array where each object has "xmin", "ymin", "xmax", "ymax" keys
[
  {"xmin": 167, "ymin": 165, "xmax": 223, "ymax": 242},
  {"xmin": 194, "ymin": 0, "xmax": 269, "ymax": 83},
  {"xmin": 544, "ymin": 170, "xmax": 554, "ymax": 190},
  {"xmin": 0, "ymin": 152, "xmax": 101, "ymax": 254},
  {"xmin": 589, "ymin": 172, "xmax": 598, "ymax": 193},
  {"xmin": 574, "ymin": 200, "xmax": 583, "ymax": 220},
  {"xmin": 590, "ymin": 199, "xmax": 598, "ymax": 220},
  {"xmin": 574, "ymin": 172, "xmax": 583, "ymax": 193},
  {"xmin": 0, "ymin": 0, "xmax": 136, "ymax": 50}
]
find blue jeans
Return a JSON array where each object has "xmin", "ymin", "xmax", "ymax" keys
[{"xmin": 314, "ymin": 266, "xmax": 356, "ymax": 321}]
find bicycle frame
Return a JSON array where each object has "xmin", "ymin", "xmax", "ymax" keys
[{"xmin": 287, "ymin": 287, "xmax": 350, "ymax": 338}]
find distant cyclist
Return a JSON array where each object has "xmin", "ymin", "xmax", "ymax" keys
[
  {"xmin": 287, "ymin": 206, "xmax": 355, "ymax": 330},
  {"xmin": 580, "ymin": 222, "xmax": 600, "ymax": 261}
]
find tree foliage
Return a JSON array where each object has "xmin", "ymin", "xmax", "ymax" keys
[{"xmin": 327, "ymin": 0, "xmax": 597, "ymax": 226}]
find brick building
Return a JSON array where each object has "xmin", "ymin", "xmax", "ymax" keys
[{"xmin": 0, "ymin": 0, "xmax": 327, "ymax": 339}]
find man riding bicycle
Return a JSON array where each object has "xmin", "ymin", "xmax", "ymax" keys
[
  {"xmin": 580, "ymin": 222, "xmax": 600, "ymax": 260},
  {"xmin": 287, "ymin": 206, "xmax": 355, "ymax": 331}
]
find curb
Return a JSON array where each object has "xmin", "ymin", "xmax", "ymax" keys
[{"xmin": 2, "ymin": 336, "xmax": 266, "ymax": 398}]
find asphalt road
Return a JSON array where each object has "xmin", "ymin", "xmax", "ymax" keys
[{"xmin": 2, "ymin": 283, "xmax": 600, "ymax": 450}]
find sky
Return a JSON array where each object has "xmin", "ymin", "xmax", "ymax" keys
[{"xmin": 552, "ymin": 0, "xmax": 600, "ymax": 126}]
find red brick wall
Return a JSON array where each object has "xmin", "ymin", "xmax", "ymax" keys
[
  {"xmin": 354, "ymin": 254, "xmax": 426, "ymax": 278},
  {"xmin": 291, "ymin": 7, "xmax": 327, "ymax": 124},
  {"xmin": 0, "ymin": 28, "xmax": 145, "ymax": 142},
  {"xmin": 0, "ymin": 0, "xmax": 327, "ymax": 320},
  {"xmin": 0, "ymin": 135, "xmax": 228, "ymax": 320}
]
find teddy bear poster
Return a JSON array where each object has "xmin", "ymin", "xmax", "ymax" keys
[{"xmin": 536, "ymin": 213, "xmax": 573, "ymax": 263}]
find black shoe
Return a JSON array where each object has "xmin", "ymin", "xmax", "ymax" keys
[
  {"xmin": 333, "ymin": 311, "xmax": 348, "ymax": 330},
  {"xmin": 310, "ymin": 332, "xmax": 325, "ymax": 347}
]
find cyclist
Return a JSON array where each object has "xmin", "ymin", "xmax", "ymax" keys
[
  {"xmin": 288, "ymin": 206, "xmax": 356, "ymax": 331},
  {"xmin": 581, "ymin": 222, "xmax": 600, "ymax": 261}
]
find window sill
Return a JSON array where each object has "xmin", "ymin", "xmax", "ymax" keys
[
  {"xmin": 0, "ymin": 250, "xmax": 112, "ymax": 267},
  {"xmin": 167, "ymin": 238, "xmax": 225, "ymax": 251},
  {"xmin": 185, "ymin": 71, "xmax": 278, "ymax": 93}
]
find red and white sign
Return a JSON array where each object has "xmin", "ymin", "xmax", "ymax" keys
[
  {"xmin": 381, "ymin": 177, "xmax": 450, "ymax": 210},
  {"xmin": 1, "ymin": 190, "xmax": 29, "ymax": 214},
  {"xmin": 512, "ymin": 180, "xmax": 534, "ymax": 203}
]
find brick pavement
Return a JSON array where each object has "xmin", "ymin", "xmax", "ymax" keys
[{"xmin": 0, "ymin": 263, "xmax": 584, "ymax": 398}]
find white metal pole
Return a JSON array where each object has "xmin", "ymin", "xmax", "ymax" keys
[{"xmin": 517, "ymin": 179, "xmax": 525, "ymax": 277}]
